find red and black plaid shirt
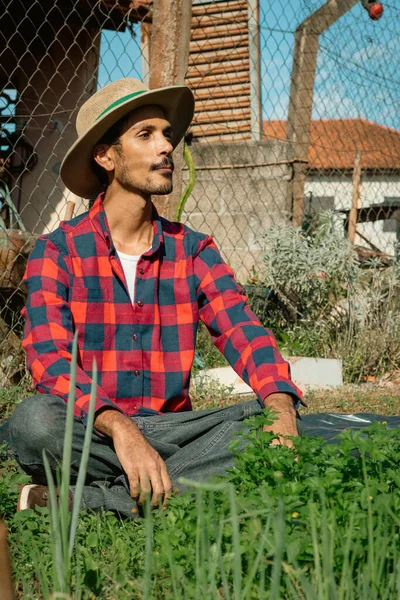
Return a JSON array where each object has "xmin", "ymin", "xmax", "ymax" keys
[{"xmin": 22, "ymin": 194, "xmax": 302, "ymax": 423}]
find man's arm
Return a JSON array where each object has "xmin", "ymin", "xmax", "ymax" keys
[
  {"xmin": 193, "ymin": 235, "xmax": 304, "ymax": 441},
  {"xmin": 22, "ymin": 235, "xmax": 123, "ymax": 422},
  {"xmin": 263, "ymin": 393, "xmax": 298, "ymax": 447},
  {"xmin": 95, "ymin": 410, "xmax": 172, "ymax": 507}
]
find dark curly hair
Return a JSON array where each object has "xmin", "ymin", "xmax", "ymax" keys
[{"xmin": 90, "ymin": 110, "xmax": 134, "ymax": 193}]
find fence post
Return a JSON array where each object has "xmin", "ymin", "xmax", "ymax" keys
[
  {"xmin": 0, "ymin": 520, "xmax": 14, "ymax": 600},
  {"xmin": 348, "ymin": 150, "xmax": 362, "ymax": 244},
  {"xmin": 248, "ymin": 0, "xmax": 262, "ymax": 141},
  {"xmin": 148, "ymin": 0, "xmax": 193, "ymax": 220},
  {"xmin": 287, "ymin": 0, "xmax": 359, "ymax": 227}
]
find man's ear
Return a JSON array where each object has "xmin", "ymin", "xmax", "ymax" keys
[{"xmin": 93, "ymin": 143, "xmax": 115, "ymax": 173}]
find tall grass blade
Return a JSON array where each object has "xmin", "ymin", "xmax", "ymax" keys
[
  {"xmin": 160, "ymin": 504, "xmax": 182, "ymax": 600},
  {"xmin": 195, "ymin": 488, "xmax": 208, "ymax": 597},
  {"xmin": 60, "ymin": 332, "xmax": 79, "ymax": 569},
  {"xmin": 32, "ymin": 540, "xmax": 51, "ymax": 600},
  {"xmin": 143, "ymin": 497, "xmax": 153, "ymax": 600},
  {"xmin": 215, "ymin": 519, "xmax": 231, "ymax": 600},
  {"xmin": 43, "ymin": 450, "xmax": 66, "ymax": 594},
  {"xmin": 309, "ymin": 502, "xmax": 323, "ymax": 595},
  {"xmin": 361, "ymin": 453, "xmax": 375, "ymax": 588},
  {"xmin": 68, "ymin": 357, "xmax": 97, "ymax": 559},
  {"xmin": 338, "ymin": 504, "xmax": 357, "ymax": 600},
  {"xmin": 241, "ymin": 515, "xmax": 271, "ymax": 599},
  {"xmin": 228, "ymin": 483, "xmax": 242, "ymax": 600},
  {"xmin": 269, "ymin": 500, "xmax": 285, "ymax": 600}
]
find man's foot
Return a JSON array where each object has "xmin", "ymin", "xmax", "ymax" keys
[{"xmin": 17, "ymin": 484, "xmax": 73, "ymax": 512}]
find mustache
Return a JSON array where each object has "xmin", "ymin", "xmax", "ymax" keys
[{"xmin": 150, "ymin": 158, "xmax": 174, "ymax": 172}]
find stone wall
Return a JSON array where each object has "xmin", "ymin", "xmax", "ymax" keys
[{"xmin": 182, "ymin": 139, "xmax": 292, "ymax": 282}]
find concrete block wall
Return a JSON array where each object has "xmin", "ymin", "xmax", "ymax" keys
[{"xmin": 182, "ymin": 139, "xmax": 292, "ymax": 282}]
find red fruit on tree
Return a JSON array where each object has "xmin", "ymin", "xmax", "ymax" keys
[{"xmin": 369, "ymin": 3, "xmax": 384, "ymax": 20}]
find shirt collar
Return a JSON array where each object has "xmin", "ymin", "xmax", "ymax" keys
[{"xmin": 89, "ymin": 192, "xmax": 164, "ymax": 254}]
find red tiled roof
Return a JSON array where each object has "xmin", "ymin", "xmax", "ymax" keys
[{"xmin": 263, "ymin": 119, "xmax": 400, "ymax": 171}]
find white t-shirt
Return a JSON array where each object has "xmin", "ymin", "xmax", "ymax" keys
[{"xmin": 117, "ymin": 250, "xmax": 142, "ymax": 304}]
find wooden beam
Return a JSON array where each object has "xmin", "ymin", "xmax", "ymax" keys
[
  {"xmin": 287, "ymin": 0, "xmax": 359, "ymax": 226},
  {"xmin": 148, "ymin": 0, "xmax": 193, "ymax": 220},
  {"xmin": 248, "ymin": 0, "xmax": 262, "ymax": 140},
  {"xmin": 348, "ymin": 150, "xmax": 362, "ymax": 244}
]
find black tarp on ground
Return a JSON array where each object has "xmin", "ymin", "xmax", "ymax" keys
[
  {"xmin": 298, "ymin": 412, "xmax": 400, "ymax": 442},
  {"xmin": 1, "ymin": 413, "xmax": 400, "ymax": 457}
]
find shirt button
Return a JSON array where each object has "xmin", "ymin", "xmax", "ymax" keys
[
  {"xmin": 132, "ymin": 333, "xmax": 137, "ymax": 340},
  {"xmin": 134, "ymin": 370, "xmax": 140, "ymax": 376},
  {"xmin": 137, "ymin": 300, "xmax": 144, "ymax": 307}
]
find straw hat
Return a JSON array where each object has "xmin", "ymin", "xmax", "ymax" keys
[{"xmin": 60, "ymin": 78, "xmax": 195, "ymax": 199}]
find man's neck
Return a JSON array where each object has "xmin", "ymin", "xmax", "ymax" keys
[{"xmin": 102, "ymin": 186, "xmax": 154, "ymax": 256}]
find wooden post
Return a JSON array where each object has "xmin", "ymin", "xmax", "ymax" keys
[
  {"xmin": 248, "ymin": 0, "xmax": 262, "ymax": 141},
  {"xmin": 148, "ymin": 0, "xmax": 193, "ymax": 220},
  {"xmin": 348, "ymin": 149, "xmax": 362, "ymax": 244},
  {"xmin": 0, "ymin": 520, "xmax": 14, "ymax": 600},
  {"xmin": 287, "ymin": 0, "xmax": 359, "ymax": 227}
]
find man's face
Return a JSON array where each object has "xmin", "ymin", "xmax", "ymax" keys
[{"xmin": 102, "ymin": 105, "xmax": 175, "ymax": 196}]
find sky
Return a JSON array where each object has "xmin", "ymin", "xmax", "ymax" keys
[{"xmin": 97, "ymin": 0, "xmax": 400, "ymax": 130}]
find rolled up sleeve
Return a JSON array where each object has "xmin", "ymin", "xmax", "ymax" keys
[{"xmin": 193, "ymin": 235, "xmax": 304, "ymax": 408}]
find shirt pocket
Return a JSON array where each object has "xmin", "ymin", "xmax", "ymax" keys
[{"xmin": 69, "ymin": 284, "xmax": 113, "ymax": 349}]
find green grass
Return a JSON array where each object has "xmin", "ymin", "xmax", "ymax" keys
[
  {"xmin": 3, "ymin": 371, "xmax": 400, "ymax": 598},
  {"xmin": 4, "ymin": 413, "xmax": 400, "ymax": 598}
]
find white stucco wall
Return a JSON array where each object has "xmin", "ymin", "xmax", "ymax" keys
[{"xmin": 305, "ymin": 174, "xmax": 400, "ymax": 255}]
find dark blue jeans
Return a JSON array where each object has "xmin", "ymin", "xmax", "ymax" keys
[{"xmin": 9, "ymin": 394, "xmax": 265, "ymax": 518}]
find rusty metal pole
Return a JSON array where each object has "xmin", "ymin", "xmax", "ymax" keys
[
  {"xmin": 148, "ymin": 0, "xmax": 193, "ymax": 220},
  {"xmin": 348, "ymin": 150, "xmax": 362, "ymax": 244},
  {"xmin": 287, "ymin": 0, "xmax": 359, "ymax": 227},
  {"xmin": 0, "ymin": 520, "xmax": 14, "ymax": 600}
]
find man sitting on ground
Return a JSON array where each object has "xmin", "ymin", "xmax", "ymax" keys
[{"xmin": 10, "ymin": 78, "xmax": 303, "ymax": 518}]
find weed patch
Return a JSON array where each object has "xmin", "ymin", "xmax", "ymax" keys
[{"xmin": 3, "ymin": 411, "xmax": 400, "ymax": 598}]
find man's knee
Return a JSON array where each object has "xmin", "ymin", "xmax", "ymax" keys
[{"xmin": 9, "ymin": 394, "xmax": 66, "ymax": 463}]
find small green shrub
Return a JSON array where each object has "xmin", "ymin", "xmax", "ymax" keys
[{"xmin": 248, "ymin": 214, "xmax": 400, "ymax": 381}]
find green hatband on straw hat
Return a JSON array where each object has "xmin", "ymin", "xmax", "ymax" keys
[{"xmin": 60, "ymin": 78, "xmax": 195, "ymax": 199}]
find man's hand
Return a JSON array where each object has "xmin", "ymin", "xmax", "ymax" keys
[
  {"xmin": 263, "ymin": 393, "xmax": 298, "ymax": 449},
  {"xmin": 94, "ymin": 410, "xmax": 172, "ymax": 509}
]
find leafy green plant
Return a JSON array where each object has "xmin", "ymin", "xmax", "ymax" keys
[
  {"xmin": 5, "ymin": 406, "xmax": 400, "ymax": 598},
  {"xmin": 0, "ymin": 444, "xmax": 30, "ymax": 520}
]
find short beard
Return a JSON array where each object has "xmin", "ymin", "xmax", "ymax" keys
[
  {"xmin": 146, "ymin": 175, "xmax": 173, "ymax": 195},
  {"xmin": 114, "ymin": 147, "xmax": 173, "ymax": 195}
]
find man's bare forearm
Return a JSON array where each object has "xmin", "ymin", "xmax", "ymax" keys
[
  {"xmin": 263, "ymin": 392, "xmax": 296, "ymax": 413},
  {"xmin": 262, "ymin": 393, "xmax": 298, "ymax": 445},
  {"xmin": 94, "ymin": 408, "xmax": 142, "ymax": 439},
  {"xmin": 94, "ymin": 408, "xmax": 172, "ymax": 507}
]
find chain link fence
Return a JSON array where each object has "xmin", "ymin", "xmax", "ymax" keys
[{"xmin": 0, "ymin": 0, "xmax": 399, "ymax": 383}]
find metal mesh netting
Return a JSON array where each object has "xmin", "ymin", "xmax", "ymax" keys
[
  {"xmin": 0, "ymin": 0, "xmax": 399, "ymax": 382},
  {"xmin": 0, "ymin": 0, "xmax": 149, "ymax": 382}
]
